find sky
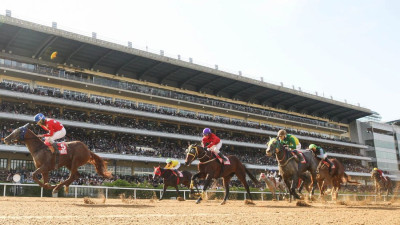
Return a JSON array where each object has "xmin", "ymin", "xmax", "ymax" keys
[{"xmin": 1, "ymin": 0, "xmax": 399, "ymax": 122}]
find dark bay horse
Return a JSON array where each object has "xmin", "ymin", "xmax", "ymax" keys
[
  {"xmin": 371, "ymin": 169, "xmax": 393, "ymax": 199},
  {"xmin": 3, "ymin": 123, "xmax": 112, "ymax": 194},
  {"xmin": 317, "ymin": 158, "xmax": 359, "ymax": 200},
  {"xmin": 266, "ymin": 138, "xmax": 318, "ymax": 201},
  {"xmin": 185, "ymin": 144, "xmax": 259, "ymax": 205},
  {"xmin": 153, "ymin": 166, "xmax": 198, "ymax": 200}
]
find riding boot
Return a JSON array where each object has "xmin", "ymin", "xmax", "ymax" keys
[
  {"xmin": 327, "ymin": 159, "xmax": 335, "ymax": 175},
  {"xmin": 52, "ymin": 143, "xmax": 59, "ymax": 155},
  {"xmin": 294, "ymin": 150, "xmax": 306, "ymax": 164},
  {"xmin": 218, "ymin": 152, "xmax": 226, "ymax": 162}
]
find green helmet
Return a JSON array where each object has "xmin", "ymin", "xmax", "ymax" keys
[
  {"xmin": 309, "ymin": 144, "xmax": 317, "ymax": 150},
  {"xmin": 166, "ymin": 158, "xmax": 172, "ymax": 163}
]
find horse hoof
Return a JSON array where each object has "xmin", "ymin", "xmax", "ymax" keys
[
  {"xmin": 196, "ymin": 198, "xmax": 202, "ymax": 204},
  {"xmin": 220, "ymin": 201, "xmax": 226, "ymax": 205},
  {"xmin": 177, "ymin": 197, "xmax": 184, "ymax": 201}
]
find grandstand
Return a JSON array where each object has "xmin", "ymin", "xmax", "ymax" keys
[{"xmin": 0, "ymin": 13, "xmax": 380, "ymax": 185}]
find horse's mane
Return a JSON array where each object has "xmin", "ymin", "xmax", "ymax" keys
[{"xmin": 267, "ymin": 137, "xmax": 277, "ymax": 146}]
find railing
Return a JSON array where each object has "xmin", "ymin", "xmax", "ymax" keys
[{"xmin": 0, "ymin": 183, "xmax": 393, "ymax": 202}]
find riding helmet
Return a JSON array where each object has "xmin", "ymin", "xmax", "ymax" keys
[
  {"xmin": 203, "ymin": 128, "xmax": 211, "ymax": 135},
  {"xmin": 166, "ymin": 158, "xmax": 172, "ymax": 163},
  {"xmin": 34, "ymin": 113, "xmax": 46, "ymax": 123}
]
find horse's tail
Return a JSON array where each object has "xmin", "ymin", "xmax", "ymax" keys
[
  {"xmin": 88, "ymin": 152, "xmax": 113, "ymax": 179},
  {"xmin": 342, "ymin": 173, "xmax": 359, "ymax": 184},
  {"xmin": 245, "ymin": 167, "xmax": 260, "ymax": 186}
]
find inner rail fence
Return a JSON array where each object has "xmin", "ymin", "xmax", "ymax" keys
[{"xmin": 0, "ymin": 183, "xmax": 395, "ymax": 202}]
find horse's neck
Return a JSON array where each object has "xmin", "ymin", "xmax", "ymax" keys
[
  {"xmin": 25, "ymin": 130, "xmax": 47, "ymax": 154},
  {"xmin": 198, "ymin": 148, "xmax": 211, "ymax": 162},
  {"xmin": 161, "ymin": 169, "xmax": 172, "ymax": 178},
  {"xmin": 276, "ymin": 148, "xmax": 288, "ymax": 163}
]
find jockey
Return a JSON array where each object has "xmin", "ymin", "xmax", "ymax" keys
[
  {"xmin": 277, "ymin": 129, "xmax": 306, "ymax": 163},
  {"xmin": 202, "ymin": 128, "xmax": 226, "ymax": 163},
  {"xmin": 165, "ymin": 158, "xmax": 180, "ymax": 174},
  {"xmin": 34, "ymin": 113, "xmax": 66, "ymax": 154},
  {"xmin": 374, "ymin": 168, "xmax": 388, "ymax": 182},
  {"xmin": 309, "ymin": 144, "xmax": 336, "ymax": 175}
]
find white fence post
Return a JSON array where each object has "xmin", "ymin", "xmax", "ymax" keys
[
  {"xmin": 105, "ymin": 187, "xmax": 108, "ymax": 199},
  {"xmin": 40, "ymin": 187, "xmax": 43, "ymax": 198},
  {"xmin": 134, "ymin": 189, "xmax": 136, "ymax": 199},
  {"xmin": 3, "ymin": 184, "xmax": 6, "ymax": 197},
  {"xmin": 75, "ymin": 187, "xmax": 77, "ymax": 198}
]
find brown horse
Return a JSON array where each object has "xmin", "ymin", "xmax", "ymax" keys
[
  {"xmin": 185, "ymin": 144, "xmax": 259, "ymax": 205},
  {"xmin": 371, "ymin": 170, "xmax": 393, "ymax": 199},
  {"xmin": 317, "ymin": 158, "xmax": 359, "ymax": 200},
  {"xmin": 153, "ymin": 166, "xmax": 198, "ymax": 200},
  {"xmin": 3, "ymin": 123, "xmax": 112, "ymax": 194}
]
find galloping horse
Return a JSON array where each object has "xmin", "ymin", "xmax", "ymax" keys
[
  {"xmin": 185, "ymin": 144, "xmax": 259, "ymax": 205},
  {"xmin": 153, "ymin": 166, "xmax": 198, "ymax": 200},
  {"xmin": 3, "ymin": 123, "xmax": 112, "ymax": 194},
  {"xmin": 258, "ymin": 173, "xmax": 288, "ymax": 200},
  {"xmin": 266, "ymin": 138, "xmax": 318, "ymax": 201},
  {"xmin": 371, "ymin": 169, "xmax": 393, "ymax": 199},
  {"xmin": 317, "ymin": 158, "xmax": 359, "ymax": 200}
]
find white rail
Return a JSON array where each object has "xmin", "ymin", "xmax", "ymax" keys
[{"xmin": 0, "ymin": 183, "xmax": 393, "ymax": 202}]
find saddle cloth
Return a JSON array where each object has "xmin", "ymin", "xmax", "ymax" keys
[{"xmin": 56, "ymin": 142, "xmax": 68, "ymax": 155}]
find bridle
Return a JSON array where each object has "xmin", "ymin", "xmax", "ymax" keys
[
  {"xmin": 187, "ymin": 145, "xmax": 210, "ymax": 162},
  {"xmin": 271, "ymin": 140, "xmax": 294, "ymax": 167}
]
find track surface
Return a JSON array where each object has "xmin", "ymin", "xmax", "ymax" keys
[{"xmin": 0, "ymin": 197, "xmax": 399, "ymax": 224}]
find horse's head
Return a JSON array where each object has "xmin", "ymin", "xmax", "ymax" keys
[
  {"xmin": 266, "ymin": 137, "xmax": 281, "ymax": 156},
  {"xmin": 3, "ymin": 123, "xmax": 31, "ymax": 145},
  {"xmin": 259, "ymin": 172, "xmax": 266, "ymax": 181},
  {"xmin": 185, "ymin": 144, "xmax": 199, "ymax": 166},
  {"xmin": 153, "ymin": 166, "xmax": 162, "ymax": 179}
]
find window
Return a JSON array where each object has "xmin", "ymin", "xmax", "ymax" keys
[
  {"xmin": 0, "ymin": 158, "xmax": 7, "ymax": 169},
  {"xmin": 10, "ymin": 160, "xmax": 34, "ymax": 170}
]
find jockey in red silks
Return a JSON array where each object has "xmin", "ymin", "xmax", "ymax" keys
[
  {"xmin": 374, "ymin": 168, "xmax": 388, "ymax": 182},
  {"xmin": 201, "ymin": 128, "xmax": 226, "ymax": 163},
  {"xmin": 34, "ymin": 113, "xmax": 66, "ymax": 154}
]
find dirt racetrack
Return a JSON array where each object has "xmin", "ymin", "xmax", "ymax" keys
[{"xmin": 0, "ymin": 197, "xmax": 399, "ymax": 225}]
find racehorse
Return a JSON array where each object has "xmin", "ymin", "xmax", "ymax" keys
[
  {"xmin": 258, "ymin": 173, "xmax": 287, "ymax": 200},
  {"xmin": 371, "ymin": 169, "xmax": 393, "ymax": 199},
  {"xmin": 317, "ymin": 158, "xmax": 359, "ymax": 200},
  {"xmin": 3, "ymin": 123, "xmax": 112, "ymax": 194},
  {"xmin": 185, "ymin": 144, "xmax": 259, "ymax": 205},
  {"xmin": 266, "ymin": 138, "xmax": 318, "ymax": 201},
  {"xmin": 153, "ymin": 166, "xmax": 198, "ymax": 200}
]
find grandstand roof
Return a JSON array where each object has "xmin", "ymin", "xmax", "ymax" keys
[{"xmin": 0, "ymin": 15, "xmax": 372, "ymax": 123}]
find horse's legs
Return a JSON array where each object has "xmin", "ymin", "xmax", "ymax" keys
[
  {"xmin": 52, "ymin": 166, "xmax": 78, "ymax": 194},
  {"xmin": 221, "ymin": 173, "xmax": 234, "ymax": 205},
  {"xmin": 32, "ymin": 166, "xmax": 52, "ymax": 189},
  {"xmin": 236, "ymin": 170, "xmax": 253, "ymax": 201},
  {"xmin": 160, "ymin": 183, "xmax": 167, "ymax": 200},
  {"xmin": 63, "ymin": 171, "xmax": 80, "ymax": 193},
  {"xmin": 283, "ymin": 179, "xmax": 292, "ymax": 202},
  {"xmin": 41, "ymin": 171, "xmax": 54, "ymax": 189},
  {"xmin": 298, "ymin": 180, "xmax": 304, "ymax": 194},
  {"xmin": 190, "ymin": 172, "xmax": 201, "ymax": 194},
  {"xmin": 174, "ymin": 186, "xmax": 183, "ymax": 201},
  {"xmin": 196, "ymin": 173, "xmax": 213, "ymax": 204},
  {"xmin": 291, "ymin": 175, "xmax": 301, "ymax": 199}
]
